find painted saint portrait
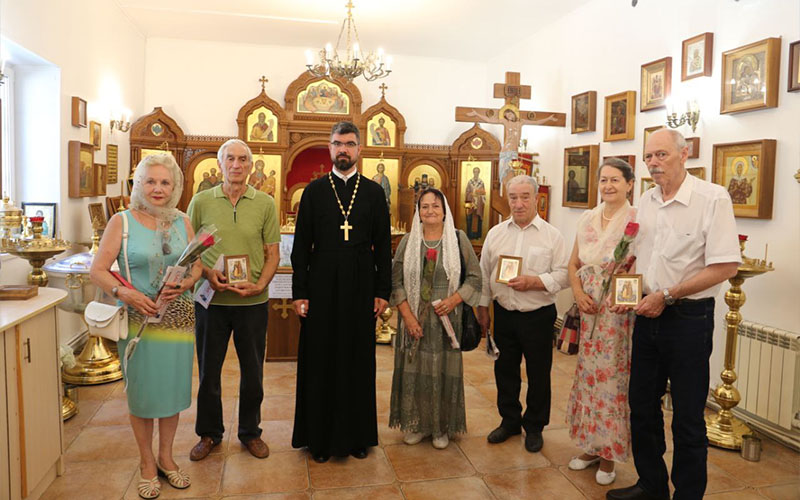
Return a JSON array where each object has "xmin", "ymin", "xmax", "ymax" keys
[
  {"xmin": 362, "ymin": 158, "xmax": 399, "ymax": 223},
  {"xmin": 247, "ymin": 107, "xmax": 278, "ymax": 143},
  {"xmin": 610, "ymin": 100, "xmax": 627, "ymax": 136},
  {"xmin": 367, "ymin": 113, "xmax": 395, "ymax": 147},
  {"xmin": 731, "ymin": 52, "xmax": 765, "ymax": 105},
  {"xmin": 193, "ymin": 158, "xmax": 224, "ymax": 194},
  {"xmin": 248, "ymin": 154, "xmax": 281, "ymax": 199},
  {"xmin": 296, "ymin": 80, "xmax": 349, "ymax": 114},
  {"xmin": 458, "ymin": 160, "xmax": 491, "ymax": 242},
  {"xmin": 725, "ymin": 156, "xmax": 758, "ymax": 206}
]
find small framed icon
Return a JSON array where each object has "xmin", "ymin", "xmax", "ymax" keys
[
  {"xmin": 224, "ymin": 254, "xmax": 251, "ymax": 284},
  {"xmin": 495, "ymin": 255, "xmax": 522, "ymax": 284},
  {"xmin": 612, "ymin": 274, "xmax": 643, "ymax": 307}
]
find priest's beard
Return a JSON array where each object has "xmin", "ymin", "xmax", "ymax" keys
[{"xmin": 333, "ymin": 154, "xmax": 357, "ymax": 172}]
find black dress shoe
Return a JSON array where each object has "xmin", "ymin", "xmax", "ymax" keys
[
  {"xmin": 606, "ymin": 484, "xmax": 664, "ymax": 500},
  {"xmin": 311, "ymin": 451, "xmax": 330, "ymax": 463},
  {"xmin": 487, "ymin": 426, "xmax": 521, "ymax": 444},
  {"xmin": 524, "ymin": 431, "xmax": 543, "ymax": 452},
  {"xmin": 350, "ymin": 447, "xmax": 368, "ymax": 459}
]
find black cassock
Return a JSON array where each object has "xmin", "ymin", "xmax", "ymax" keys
[{"xmin": 290, "ymin": 172, "xmax": 392, "ymax": 456}]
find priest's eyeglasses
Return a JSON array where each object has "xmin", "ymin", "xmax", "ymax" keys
[{"xmin": 330, "ymin": 140, "xmax": 358, "ymax": 149}]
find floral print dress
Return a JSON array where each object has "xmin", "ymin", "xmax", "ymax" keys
[{"xmin": 566, "ymin": 203, "xmax": 636, "ymax": 462}]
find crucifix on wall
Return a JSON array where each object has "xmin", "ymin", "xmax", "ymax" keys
[{"xmin": 455, "ymin": 72, "xmax": 566, "ymax": 194}]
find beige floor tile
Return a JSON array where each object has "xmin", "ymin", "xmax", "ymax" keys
[
  {"xmin": 375, "ymin": 370, "xmax": 394, "ymax": 392},
  {"xmin": 457, "ymin": 434, "xmax": 549, "ymax": 473},
  {"xmin": 180, "ymin": 396, "xmax": 237, "ymax": 425},
  {"xmin": 263, "ymin": 360, "xmax": 299, "ymax": 376},
  {"xmin": 76, "ymin": 380, "xmax": 122, "ymax": 401},
  {"xmin": 313, "ymin": 484, "xmax": 402, "ymax": 500},
  {"xmin": 484, "ymin": 468, "xmax": 585, "ymax": 500},
  {"xmin": 41, "ymin": 457, "xmax": 138, "ymax": 500},
  {"xmin": 375, "ymin": 346, "xmax": 396, "ymax": 373},
  {"xmin": 539, "ymin": 427, "xmax": 581, "ymax": 466},
  {"xmin": 377, "ymin": 415, "xmax": 406, "ymax": 446},
  {"xmin": 65, "ymin": 424, "xmax": 142, "ymax": 462},
  {"xmin": 463, "ymin": 407, "xmax": 502, "ymax": 438},
  {"xmin": 86, "ymin": 396, "xmax": 132, "ymax": 426},
  {"xmin": 222, "ymin": 494, "xmax": 310, "ymax": 500},
  {"xmin": 261, "ymin": 419, "xmax": 296, "ymax": 452},
  {"xmin": 475, "ymin": 383, "xmax": 498, "ymax": 405},
  {"xmin": 704, "ymin": 489, "xmax": 768, "ymax": 499},
  {"xmin": 758, "ymin": 481, "xmax": 800, "ymax": 500},
  {"xmin": 384, "ymin": 442, "xmax": 474, "ymax": 481},
  {"xmin": 122, "ymin": 454, "xmax": 224, "ymax": 499},
  {"xmin": 463, "ymin": 384, "xmax": 494, "ymax": 409},
  {"xmin": 462, "ymin": 357, "xmax": 496, "ymax": 386},
  {"xmin": 660, "ymin": 451, "xmax": 746, "ymax": 495},
  {"xmin": 308, "ymin": 447, "xmax": 395, "ymax": 489},
  {"xmin": 559, "ymin": 462, "xmax": 639, "ymax": 499},
  {"xmin": 261, "ymin": 394, "xmax": 297, "ymax": 421},
  {"xmin": 62, "ymin": 398, "xmax": 103, "ymax": 448},
  {"xmin": 708, "ymin": 443, "xmax": 800, "ymax": 488},
  {"xmin": 263, "ymin": 373, "xmax": 297, "ymax": 396},
  {"xmin": 376, "ymin": 389, "xmax": 392, "ymax": 417},
  {"xmin": 548, "ymin": 406, "xmax": 569, "ymax": 431},
  {"xmin": 401, "ymin": 477, "xmax": 494, "ymax": 500},
  {"xmin": 220, "ymin": 450, "xmax": 308, "ymax": 495}
]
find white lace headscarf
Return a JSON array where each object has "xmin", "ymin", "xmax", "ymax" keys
[
  {"xmin": 129, "ymin": 153, "xmax": 184, "ymax": 252},
  {"xmin": 403, "ymin": 189, "xmax": 461, "ymax": 317}
]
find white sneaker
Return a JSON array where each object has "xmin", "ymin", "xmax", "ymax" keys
[
  {"xmin": 432, "ymin": 434, "xmax": 449, "ymax": 449},
  {"xmin": 595, "ymin": 468, "xmax": 616, "ymax": 485},
  {"xmin": 403, "ymin": 432, "xmax": 425, "ymax": 445},
  {"xmin": 568, "ymin": 456, "xmax": 601, "ymax": 470}
]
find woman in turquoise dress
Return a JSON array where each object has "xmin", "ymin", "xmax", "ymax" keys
[{"xmin": 91, "ymin": 153, "xmax": 202, "ymax": 499}]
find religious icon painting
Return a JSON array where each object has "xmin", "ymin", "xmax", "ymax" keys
[
  {"xmin": 71, "ymin": 96, "xmax": 87, "ymax": 127},
  {"xmin": 278, "ymin": 233, "xmax": 295, "ymax": 270},
  {"xmin": 94, "ymin": 163, "xmax": 107, "ymax": 196},
  {"xmin": 603, "ymin": 155, "xmax": 636, "ymax": 204},
  {"xmin": 640, "ymin": 177, "xmax": 656, "ymax": 195},
  {"xmin": 687, "ymin": 167, "xmax": 706, "ymax": 180},
  {"xmin": 563, "ymin": 144, "xmax": 599, "ymax": 209},
  {"xmin": 788, "ymin": 40, "xmax": 800, "ymax": 93},
  {"xmin": 643, "ymin": 125, "xmax": 665, "ymax": 157},
  {"xmin": 224, "ymin": 254, "xmax": 251, "ymax": 284},
  {"xmin": 721, "ymin": 37, "xmax": 781, "ymax": 114},
  {"xmin": 496, "ymin": 255, "xmax": 522, "ymax": 284},
  {"xmin": 712, "ymin": 139, "xmax": 776, "ymax": 219},
  {"xmin": 367, "ymin": 113, "xmax": 395, "ymax": 148},
  {"xmin": 249, "ymin": 154, "xmax": 282, "ymax": 200},
  {"xmin": 89, "ymin": 121, "xmax": 102, "ymax": 150},
  {"xmin": 150, "ymin": 122, "xmax": 164, "ymax": 136},
  {"xmin": 87, "ymin": 202, "xmax": 107, "ymax": 230},
  {"xmin": 68, "ymin": 141, "xmax": 96, "ymax": 198},
  {"xmin": 640, "ymin": 57, "xmax": 672, "ymax": 111},
  {"xmin": 604, "ymin": 91, "xmax": 636, "ymax": 142},
  {"xmin": 21, "ymin": 202, "xmax": 57, "ymax": 239},
  {"xmin": 192, "ymin": 157, "xmax": 225, "ymax": 195},
  {"xmin": 407, "ymin": 163, "xmax": 443, "ymax": 203},
  {"xmin": 686, "ymin": 137, "xmax": 700, "ymax": 159},
  {"xmin": 612, "ymin": 274, "xmax": 642, "ymax": 307},
  {"xmin": 361, "ymin": 158, "xmax": 399, "ymax": 225},
  {"xmin": 289, "ymin": 186, "xmax": 305, "ymax": 213},
  {"xmin": 571, "ymin": 91, "xmax": 597, "ymax": 134},
  {"xmin": 247, "ymin": 106, "xmax": 278, "ymax": 143},
  {"xmin": 459, "ymin": 160, "xmax": 492, "ymax": 243},
  {"xmin": 296, "ymin": 79, "xmax": 349, "ymax": 114},
  {"xmin": 682, "ymin": 33, "xmax": 713, "ymax": 81}
]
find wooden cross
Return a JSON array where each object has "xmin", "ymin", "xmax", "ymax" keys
[
  {"xmin": 310, "ymin": 164, "xmax": 328, "ymax": 180},
  {"xmin": 259, "ymin": 75, "xmax": 269, "ymax": 92},
  {"xmin": 271, "ymin": 299, "xmax": 293, "ymax": 319},
  {"xmin": 379, "ymin": 83, "xmax": 388, "ymax": 98},
  {"xmin": 340, "ymin": 220, "xmax": 353, "ymax": 241}
]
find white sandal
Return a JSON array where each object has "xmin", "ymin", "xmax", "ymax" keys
[
  {"xmin": 137, "ymin": 470, "xmax": 161, "ymax": 499},
  {"xmin": 156, "ymin": 461, "xmax": 190, "ymax": 489},
  {"xmin": 596, "ymin": 467, "xmax": 616, "ymax": 485},
  {"xmin": 568, "ymin": 455, "xmax": 601, "ymax": 470}
]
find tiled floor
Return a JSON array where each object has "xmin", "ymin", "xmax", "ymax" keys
[{"xmin": 46, "ymin": 341, "xmax": 799, "ymax": 499}]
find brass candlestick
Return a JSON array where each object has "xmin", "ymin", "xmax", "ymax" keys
[
  {"xmin": 375, "ymin": 307, "xmax": 397, "ymax": 344},
  {"xmin": 705, "ymin": 237, "xmax": 774, "ymax": 450}
]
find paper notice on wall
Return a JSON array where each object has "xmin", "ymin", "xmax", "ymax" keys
[
  {"xmin": 268, "ymin": 273, "xmax": 293, "ymax": 299},
  {"xmin": 194, "ymin": 254, "xmax": 224, "ymax": 309}
]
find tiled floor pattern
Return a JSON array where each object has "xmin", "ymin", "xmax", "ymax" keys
[{"xmin": 46, "ymin": 341, "xmax": 799, "ymax": 499}]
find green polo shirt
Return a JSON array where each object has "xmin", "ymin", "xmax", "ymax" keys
[{"xmin": 187, "ymin": 184, "xmax": 280, "ymax": 306}]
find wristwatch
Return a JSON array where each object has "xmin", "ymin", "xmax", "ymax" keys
[
  {"xmin": 662, "ymin": 288, "xmax": 676, "ymax": 306},
  {"xmin": 111, "ymin": 286, "xmax": 119, "ymax": 298}
]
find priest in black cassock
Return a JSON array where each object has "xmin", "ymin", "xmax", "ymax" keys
[{"xmin": 291, "ymin": 121, "xmax": 392, "ymax": 463}]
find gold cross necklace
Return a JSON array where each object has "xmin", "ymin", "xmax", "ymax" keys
[{"xmin": 328, "ymin": 172, "xmax": 360, "ymax": 241}]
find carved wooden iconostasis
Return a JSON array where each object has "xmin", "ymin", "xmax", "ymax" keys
[{"xmin": 128, "ymin": 72, "xmax": 508, "ymax": 255}]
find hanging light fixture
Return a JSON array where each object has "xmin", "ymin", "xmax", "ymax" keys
[{"xmin": 305, "ymin": 1, "xmax": 392, "ymax": 82}]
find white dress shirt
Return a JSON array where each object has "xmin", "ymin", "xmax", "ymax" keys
[
  {"xmin": 636, "ymin": 173, "xmax": 741, "ymax": 299},
  {"xmin": 479, "ymin": 215, "xmax": 569, "ymax": 311}
]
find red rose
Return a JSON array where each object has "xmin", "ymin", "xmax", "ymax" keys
[
  {"xmin": 29, "ymin": 216, "xmax": 44, "ymax": 223},
  {"xmin": 202, "ymin": 235, "xmax": 215, "ymax": 247},
  {"xmin": 426, "ymin": 248, "xmax": 438, "ymax": 261},
  {"xmin": 738, "ymin": 234, "xmax": 748, "ymax": 242},
  {"xmin": 624, "ymin": 222, "xmax": 639, "ymax": 237}
]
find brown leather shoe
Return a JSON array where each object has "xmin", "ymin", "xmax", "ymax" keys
[
  {"xmin": 189, "ymin": 436, "xmax": 218, "ymax": 461},
  {"xmin": 244, "ymin": 438, "xmax": 270, "ymax": 459}
]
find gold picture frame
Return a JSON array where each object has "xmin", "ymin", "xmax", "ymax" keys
[
  {"xmin": 641, "ymin": 57, "xmax": 672, "ymax": 111},
  {"xmin": 571, "ymin": 91, "xmax": 597, "ymax": 134},
  {"xmin": 721, "ymin": 37, "xmax": 781, "ymax": 114},
  {"xmin": 687, "ymin": 167, "xmax": 706, "ymax": 180},
  {"xmin": 95, "ymin": 163, "xmax": 107, "ymax": 196},
  {"xmin": 71, "ymin": 96, "xmax": 87, "ymax": 127},
  {"xmin": 612, "ymin": 274, "xmax": 642, "ymax": 307},
  {"xmin": 68, "ymin": 141, "xmax": 96, "ymax": 198},
  {"xmin": 604, "ymin": 91, "xmax": 636, "ymax": 142},
  {"xmin": 712, "ymin": 139, "xmax": 776, "ymax": 219},
  {"xmin": 563, "ymin": 144, "xmax": 600, "ymax": 209},
  {"xmin": 643, "ymin": 125, "xmax": 665, "ymax": 157},
  {"xmin": 789, "ymin": 40, "xmax": 800, "ymax": 93},
  {"xmin": 682, "ymin": 33, "xmax": 713, "ymax": 81},
  {"xmin": 224, "ymin": 254, "xmax": 251, "ymax": 284},
  {"xmin": 87, "ymin": 202, "xmax": 107, "ymax": 229},
  {"xmin": 89, "ymin": 121, "xmax": 102, "ymax": 150},
  {"xmin": 496, "ymin": 255, "xmax": 522, "ymax": 284},
  {"xmin": 686, "ymin": 137, "xmax": 700, "ymax": 159}
]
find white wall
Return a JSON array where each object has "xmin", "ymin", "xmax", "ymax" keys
[
  {"xmin": 144, "ymin": 38, "xmax": 491, "ymax": 145},
  {"xmin": 486, "ymin": 0, "xmax": 800, "ymax": 386}
]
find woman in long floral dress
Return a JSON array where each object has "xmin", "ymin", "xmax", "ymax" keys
[{"xmin": 565, "ymin": 158, "xmax": 636, "ymax": 485}]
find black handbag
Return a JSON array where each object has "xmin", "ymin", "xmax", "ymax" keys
[{"xmin": 457, "ymin": 234, "xmax": 481, "ymax": 352}]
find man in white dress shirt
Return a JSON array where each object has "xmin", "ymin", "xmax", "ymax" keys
[
  {"xmin": 607, "ymin": 129, "xmax": 740, "ymax": 500},
  {"xmin": 477, "ymin": 175, "xmax": 569, "ymax": 453}
]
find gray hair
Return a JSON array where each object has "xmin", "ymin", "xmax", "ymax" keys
[
  {"xmin": 651, "ymin": 128, "xmax": 687, "ymax": 151},
  {"xmin": 217, "ymin": 139, "xmax": 253, "ymax": 165},
  {"xmin": 330, "ymin": 121, "xmax": 361, "ymax": 143},
  {"xmin": 131, "ymin": 153, "xmax": 184, "ymax": 210},
  {"xmin": 507, "ymin": 174, "xmax": 539, "ymax": 193}
]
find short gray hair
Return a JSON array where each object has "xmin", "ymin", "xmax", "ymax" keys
[
  {"xmin": 651, "ymin": 128, "xmax": 687, "ymax": 151},
  {"xmin": 507, "ymin": 174, "xmax": 539, "ymax": 193},
  {"xmin": 131, "ymin": 153, "xmax": 184, "ymax": 209},
  {"xmin": 217, "ymin": 139, "xmax": 253, "ymax": 165}
]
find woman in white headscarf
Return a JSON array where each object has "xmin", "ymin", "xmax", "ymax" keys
[
  {"xmin": 91, "ymin": 153, "xmax": 202, "ymax": 498},
  {"xmin": 389, "ymin": 188, "xmax": 482, "ymax": 449}
]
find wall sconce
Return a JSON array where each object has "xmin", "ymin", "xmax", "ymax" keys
[
  {"xmin": 109, "ymin": 108, "xmax": 131, "ymax": 133},
  {"xmin": 666, "ymin": 98, "xmax": 700, "ymax": 133}
]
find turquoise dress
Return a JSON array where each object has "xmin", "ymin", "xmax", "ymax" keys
[{"xmin": 117, "ymin": 210, "xmax": 195, "ymax": 418}]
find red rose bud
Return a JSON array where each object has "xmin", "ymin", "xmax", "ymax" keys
[
  {"xmin": 29, "ymin": 216, "xmax": 44, "ymax": 222},
  {"xmin": 624, "ymin": 222, "xmax": 639, "ymax": 237},
  {"xmin": 202, "ymin": 235, "xmax": 215, "ymax": 247},
  {"xmin": 738, "ymin": 234, "xmax": 748, "ymax": 242},
  {"xmin": 426, "ymin": 248, "xmax": 438, "ymax": 261}
]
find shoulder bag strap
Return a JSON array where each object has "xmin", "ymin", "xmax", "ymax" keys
[{"xmin": 121, "ymin": 211, "xmax": 132, "ymax": 283}]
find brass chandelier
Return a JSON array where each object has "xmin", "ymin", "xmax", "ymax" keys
[{"xmin": 305, "ymin": 1, "xmax": 392, "ymax": 82}]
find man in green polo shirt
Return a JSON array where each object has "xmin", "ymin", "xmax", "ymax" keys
[{"xmin": 187, "ymin": 139, "xmax": 280, "ymax": 461}]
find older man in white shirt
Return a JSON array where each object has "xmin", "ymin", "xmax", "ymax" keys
[
  {"xmin": 607, "ymin": 129, "xmax": 740, "ymax": 500},
  {"xmin": 477, "ymin": 175, "xmax": 569, "ymax": 453}
]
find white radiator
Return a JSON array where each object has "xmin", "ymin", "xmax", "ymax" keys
[{"xmin": 735, "ymin": 320, "xmax": 800, "ymax": 431}]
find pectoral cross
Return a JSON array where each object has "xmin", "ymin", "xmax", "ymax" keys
[{"xmin": 340, "ymin": 220, "xmax": 353, "ymax": 241}]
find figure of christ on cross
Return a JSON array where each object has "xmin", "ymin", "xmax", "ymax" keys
[{"xmin": 456, "ymin": 72, "xmax": 566, "ymax": 194}]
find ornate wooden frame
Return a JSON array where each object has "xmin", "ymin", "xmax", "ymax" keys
[
  {"xmin": 682, "ymin": 32, "xmax": 713, "ymax": 81},
  {"xmin": 563, "ymin": 144, "xmax": 600, "ymax": 209},
  {"xmin": 640, "ymin": 57, "xmax": 672, "ymax": 111},
  {"xmin": 720, "ymin": 37, "xmax": 781, "ymax": 114},
  {"xmin": 604, "ymin": 91, "xmax": 636, "ymax": 142}
]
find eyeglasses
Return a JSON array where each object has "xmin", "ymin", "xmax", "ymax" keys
[{"xmin": 330, "ymin": 141, "xmax": 358, "ymax": 148}]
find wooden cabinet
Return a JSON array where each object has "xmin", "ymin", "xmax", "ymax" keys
[{"xmin": 0, "ymin": 288, "xmax": 66, "ymax": 500}]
